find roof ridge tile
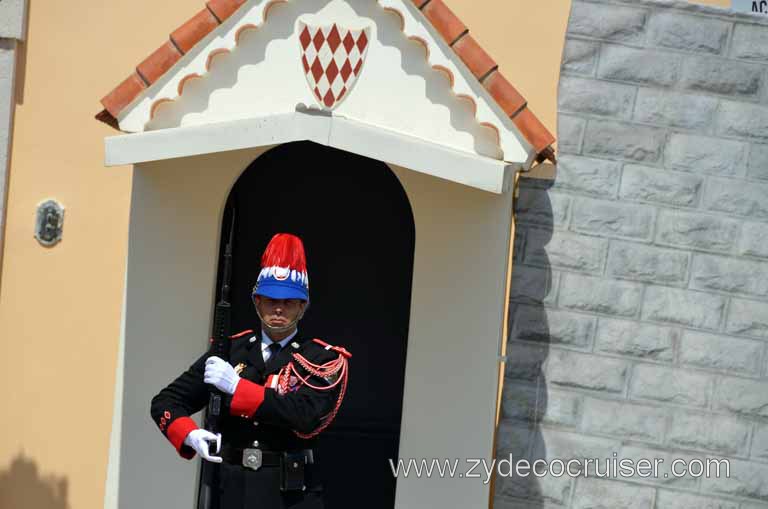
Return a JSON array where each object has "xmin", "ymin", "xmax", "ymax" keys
[
  {"xmin": 170, "ymin": 7, "xmax": 220, "ymax": 54},
  {"xmin": 100, "ymin": 73, "xmax": 147, "ymax": 119},
  {"xmin": 137, "ymin": 41, "xmax": 183, "ymax": 86},
  {"xmin": 482, "ymin": 70, "xmax": 526, "ymax": 119},
  {"xmin": 421, "ymin": 0, "xmax": 466, "ymax": 45},
  {"xmin": 206, "ymin": 0, "xmax": 247, "ymax": 22},
  {"xmin": 452, "ymin": 33, "xmax": 497, "ymax": 80}
]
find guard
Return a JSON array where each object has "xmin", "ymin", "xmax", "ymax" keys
[{"xmin": 150, "ymin": 233, "xmax": 350, "ymax": 508}]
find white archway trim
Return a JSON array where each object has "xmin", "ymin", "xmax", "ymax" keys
[
  {"xmin": 106, "ymin": 149, "xmax": 514, "ymax": 508},
  {"xmin": 105, "ymin": 111, "xmax": 517, "ymax": 194}
]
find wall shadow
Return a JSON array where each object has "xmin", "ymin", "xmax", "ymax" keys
[
  {"xmin": 0, "ymin": 452, "xmax": 69, "ymax": 509},
  {"xmin": 493, "ymin": 176, "xmax": 555, "ymax": 508}
]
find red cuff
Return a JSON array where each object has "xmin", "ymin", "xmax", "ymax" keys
[
  {"xmin": 230, "ymin": 379, "xmax": 266, "ymax": 418},
  {"xmin": 166, "ymin": 417, "xmax": 198, "ymax": 459},
  {"xmin": 265, "ymin": 374, "xmax": 279, "ymax": 389}
]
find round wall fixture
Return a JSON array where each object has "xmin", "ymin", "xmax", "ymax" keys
[{"xmin": 35, "ymin": 199, "xmax": 65, "ymax": 247}]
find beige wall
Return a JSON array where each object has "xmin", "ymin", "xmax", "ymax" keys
[{"xmin": 0, "ymin": 0, "xmax": 731, "ymax": 508}]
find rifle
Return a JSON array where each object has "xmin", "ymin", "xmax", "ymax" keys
[
  {"xmin": 208, "ymin": 202, "xmax": 236, "ymax": 430},
  {"xmin": 198, "ymin": 202, "xmax": 236, "ymax": 509}
]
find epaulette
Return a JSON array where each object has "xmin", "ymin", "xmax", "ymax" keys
[
  {"xmin": 311, "ymin": 338, "xmax": 352, "ymax": 359},
  {"xmin": 282, "ymin": 338, "xmax": 350, "ymax": 439},
  {"xmin": 228, "ymin": 329, "xmax": 254, "ymax": 340}
]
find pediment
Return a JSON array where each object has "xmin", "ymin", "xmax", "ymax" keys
[{"xmin": 98, "ymin": 0, "xmax": 555, "ymax": 168}]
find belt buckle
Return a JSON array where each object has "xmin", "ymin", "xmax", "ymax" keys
[{"xmin": 242, "ymin": 448, "xmax": 262, "ymax": 471}]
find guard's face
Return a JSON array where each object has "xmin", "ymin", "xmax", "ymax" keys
[{"xmin": 254, "ymin": 295, "xmax": 306, "ymax": 328}]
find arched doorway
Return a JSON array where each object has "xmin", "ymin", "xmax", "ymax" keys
[{"xmin": 210, "ymin": 141, "xmax": 415, "ymax": 508}]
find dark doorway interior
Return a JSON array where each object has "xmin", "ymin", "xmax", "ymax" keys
[{"xmin": 212, "ymin": 141, "xmax": 415, "ymax": 508}]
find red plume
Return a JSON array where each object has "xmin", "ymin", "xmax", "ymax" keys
[{"xmin": 261, "ymin": 233, "xmax": 307, "ymax": 272}]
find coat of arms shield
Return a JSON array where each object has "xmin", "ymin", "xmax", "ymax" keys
[{"xmin": 298, "ymin": 21, "xmax": 371, "ymax": 109}]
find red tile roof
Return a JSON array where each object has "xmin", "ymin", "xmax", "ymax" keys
[{"xmin": 96, "ymin": 0, "xmax": 555, "ymax": 163}]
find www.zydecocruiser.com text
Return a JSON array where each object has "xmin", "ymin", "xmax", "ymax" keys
[{"xmin": 389, "ymin": 454, "xmax": 731, "ymax": 484}]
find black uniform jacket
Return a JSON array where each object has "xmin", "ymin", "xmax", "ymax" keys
[{"xmin": 150, "ymin": 329, "xmax": 344, "ymax": 459}]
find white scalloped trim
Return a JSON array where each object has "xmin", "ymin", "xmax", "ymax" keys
[{"xmin": 116, "ymin": 0, "xmax": 531, "ymax": 163}]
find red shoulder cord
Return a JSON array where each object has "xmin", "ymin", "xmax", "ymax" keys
[{"xmin": 281, "ymin": 339, "xmax": 351, "ymax": 439}]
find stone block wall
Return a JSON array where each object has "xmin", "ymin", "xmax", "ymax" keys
[
  {"xmin": 0, "ymin": 0, "xmax": 25, "ymax": 280},
  {"xmin": 0, "ymin": 40, "xmax": 16, "ymax": 255},
  {"xmin": 0, "ymin": 0, "xmax": 27, "ymax": 41},
  {"xmin": 496, "ymin": 1, "xmax": 768, "ymax": 507}
]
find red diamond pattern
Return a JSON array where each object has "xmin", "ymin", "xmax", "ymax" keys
[
  {"xmin": 323, "ymin": 90, "xmax": 334, "ymax": 108},
  {"xmin": 326, "ymin": 60, "xmax": 339, "ymax": 84},
  {"xmin": 311, "ymin": 58, "xmax": 324, "ymax": 82},
  {"xmin": 299, "ymin": 22, "xmax": 370, "ymax": 109},
  {"xmin": 343, "ymin": 32, "xmax": 355, "ymax": 53},
  {"xmin": 299, "ymin": 26, "xmax": 312, "ymax": 50},
  {"xmin": 340, "ymin": 60, "xmax": 352, "ymax": 82},
  {"xmin": 312, "ymin": 30, "xmax": 325, "ymax": 51},
  {"xmin": 356, "ymin": 31, "xmax": 368, "ymax": 52},
  {"xmin": 327, "ymin": 25, "xmax": 341, "ymax": 52}
]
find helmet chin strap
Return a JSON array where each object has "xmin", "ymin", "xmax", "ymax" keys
[{"xmin": 254, "ymin": 304, "xmax": 305, "ymax": 335}]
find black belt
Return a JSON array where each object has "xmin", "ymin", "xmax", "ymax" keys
[{"xmin": 220, "ymin": 445, "xmax": 314, "ymax": 470}]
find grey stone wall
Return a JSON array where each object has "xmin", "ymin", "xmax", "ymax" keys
[
  {"xmin": 0, "ymin": 0, "xmax": 25, "ymax": 281},
  {"xmin": 496, "ymin": 1, "xmax": 768, "ymax": 508},
  {"xmin": 0, "ymin": 40, "xmax": 16, "ymax": 264},
  {"xmin": 0, "ymin": 0, "xmax": 27, "ymax": 41}
]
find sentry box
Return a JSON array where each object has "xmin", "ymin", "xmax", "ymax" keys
[{"xmin": 99, "ymin": 1, "xmax": 555, "ymax": 507}]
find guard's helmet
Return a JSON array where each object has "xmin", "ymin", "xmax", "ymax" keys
[{"xmin": 252, "ymin": 233, "xmax": 309, "ymax": 302}]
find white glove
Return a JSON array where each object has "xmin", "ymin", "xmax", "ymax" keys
[
  {"xmin": 183, "ymin": 429, "xmax": 222, "ymax": 463},
  {"xmin": 204, "ymin": 356, "xmax": 241, "ymax": 395}
]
